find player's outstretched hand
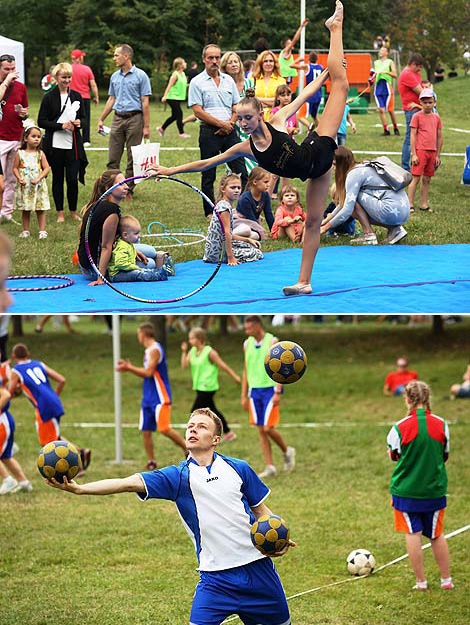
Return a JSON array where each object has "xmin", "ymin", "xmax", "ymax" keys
[
  {"xmin": 267, "ymin": 539, "xmax": 297, "ymax": 558},
  {"xmin": 116, "ymin": 358, "xmax": 131, "ymax": 372},
  {"xmin": 146, "ymin": 164, "xmax": 175, "ymax": 178},
  {"xmin": 46, "ymin": 476, "xmax": 80, "ymax": 493}
]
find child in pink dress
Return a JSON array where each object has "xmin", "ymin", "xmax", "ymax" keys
[{"xmin": 270, "ymin": 184, "xmax": 306, "ymax": 243}]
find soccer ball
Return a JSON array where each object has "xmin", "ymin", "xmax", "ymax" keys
[
  {"xmin": 346, "ymin": 549, "xmax": 376, "ymax": 576},
  {"xmin": 264, "ymin": 341, "xmax": 307, "ymax": 384},
  {"xmin": 250, "ymin": 514, "xmax": 290, "ymax": 554},
  {"xmin": 37, "ymin": 440, "xmax": 82, "ymax": 483}
]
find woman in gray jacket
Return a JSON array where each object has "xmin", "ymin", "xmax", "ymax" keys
[{"xmin": 321, "ymin": 146, "xmax": 410, "ymax": 245}]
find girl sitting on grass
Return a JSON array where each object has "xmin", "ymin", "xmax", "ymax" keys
[
  {"xmin": 233, "ymin": 166, "xmax": 274, "ymax": 241},
  {"xmin": 270, "ymin": 184, "xmax": 306, "ymax": 243},
  {"xmin": 203, "ymin": 173, "xmax": 263, "ymax": 265}
]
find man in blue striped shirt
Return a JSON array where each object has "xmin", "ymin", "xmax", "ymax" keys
[{"xmin": 189, "ymin": 44, "xmax": 248, "ymax": 217}]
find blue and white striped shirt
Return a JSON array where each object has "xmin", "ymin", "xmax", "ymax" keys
[{"xmin": 188, "ymin": 70, "xmax": 240, "ymax": 122}]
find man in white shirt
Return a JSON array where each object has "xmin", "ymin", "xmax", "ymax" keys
[{"xmin": 189, "ymin": 44, "xmax": 248, "ymax": 217}]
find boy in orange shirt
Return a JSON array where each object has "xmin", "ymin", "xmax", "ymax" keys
[{"xmin": 407, "ymin": 88, "xmax": 443, "ymax": 212}]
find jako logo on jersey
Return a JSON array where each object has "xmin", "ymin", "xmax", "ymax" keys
[{"xmin": 206, "ymin": 476, "xmax": 219, "ymax": 483}]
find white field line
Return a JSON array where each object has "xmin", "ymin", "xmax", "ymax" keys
[{"xmin": 70, "ymin": 420, "xmax": 461, "ymax": 429}]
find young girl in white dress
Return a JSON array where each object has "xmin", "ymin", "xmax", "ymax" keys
[
  {"xmin": 13, "ymin": 120, "xmax": 51, "ymax": 239},
  {"xmin": 203, "ymin": 173, "xmax": 263, "ymax": 265}
]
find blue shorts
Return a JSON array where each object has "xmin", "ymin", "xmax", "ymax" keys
[
  {"xmin": 248, "ymin": 387, "xmax": 280, "ymax": 427},
  {"xmin": 394, "ymin": 508, "xmax": 445, "ymax": 539},
  {"xmin": 139, "ymin": 403, "xmax": 171, "ymax": 432},
  {"xmin": 190, "ymin": 557, "xmax": 290, "ymax": 625},
  {"xmin": 374, "ymin": 80, "xmax": 394, "ymax": 111},
  {"xmin": 456, "ymin": 384, "xmax": 470, "ymax": 398},
  {"xmin": 0, "ymin": 410, "xmax": 15, "ymax": 459},
  {"xmin": 308, "ymin": 100, "xmax": 321, "ymax": 118}
]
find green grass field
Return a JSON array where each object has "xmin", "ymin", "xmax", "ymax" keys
[
  {"xmin": 3, "ymin": 76, "xmax": 470, "ymax": 276},
  {"xmin": 1, "ymin": 315, "xmax": 469, "ymax": 624}
]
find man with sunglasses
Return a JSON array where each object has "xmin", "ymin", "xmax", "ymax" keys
[
  {"xmin": 188, "ymin": 44, "xmax": 248, "ymax": 218},
  {"xmin": 0, "ymin": 54, "xmax": 28, "ymax": 221},
  {"xmin": 384, "ymin": 356, "xmax": 419, "ymax": 396}
]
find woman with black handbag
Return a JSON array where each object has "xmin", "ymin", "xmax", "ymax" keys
[{"xmin": 38, "ymin": 62, "xmax": 88, "ymax": 223}]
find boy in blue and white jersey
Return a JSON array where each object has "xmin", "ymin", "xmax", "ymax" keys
[
  {"xmin": 116, "ymin": 322, "xmax": 187, "ymax": 470},
  {"xmin": 48, "ymin": 407, "xmax": 295, "ymax": 625}
]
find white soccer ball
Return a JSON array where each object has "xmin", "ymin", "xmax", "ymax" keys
[{"xmin": 346, "ymin": 548, "xmax": 376, "ymax": 576}]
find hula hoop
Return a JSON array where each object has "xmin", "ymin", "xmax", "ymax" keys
[
  {"xmin": 141, "ymin": 232, "xmax": 206, "ymax": 248},
  {"xmin": 84, "ymin": 174, "xmax": 225, "ymax": 304},
  {"xmin": 146, "ymin": 221, "xmax": 204, "ymax": 235},
  {"xmin": 7, "ymin": 275, "xmax": 75, "ymax": 292}
]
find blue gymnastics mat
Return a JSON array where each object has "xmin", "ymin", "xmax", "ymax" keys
[{"xmin": 7, "ymin": 244, "xmax": 470, "ymax": 314}]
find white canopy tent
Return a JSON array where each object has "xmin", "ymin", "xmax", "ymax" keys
[{"xmin": 0, "ymin": 35, "xmax": 25, "ymax": 83}]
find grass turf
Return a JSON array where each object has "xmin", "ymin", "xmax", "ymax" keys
[
  {"xmin": 3, "ymin": 76, "xmax": 470, "ymax": 277},
  {"xmin": 1, "ymin": 315, "xmax": 469, "ymax": 624}
]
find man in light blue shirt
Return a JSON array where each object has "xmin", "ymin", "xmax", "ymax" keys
[
  {"xmin": 98, "ymin": 44, "xmax": 151, "ymax": 194},
  {"xmin": 188, "ymin": 44, "xmax": 248, "ymax": 217}
]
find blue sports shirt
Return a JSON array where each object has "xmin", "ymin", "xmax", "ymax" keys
[
  {"xmin": 109, "ymin": 65, "xmax": 152, "ymax": 113},
  {"xmin": 138, "ymin": 453, "xmax": 269, "ymax": 571},
  {"xmin": 12, "ymin": 360, "xmax": 64, "ymax": 421}
]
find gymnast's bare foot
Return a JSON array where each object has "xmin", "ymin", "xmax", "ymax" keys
[
  {"xmin": 325, "ymin": 1, "xmax": 343, "ymax": 30},
  {"xmin": 282, "ymin": 283, "xmax": 312, "ymax": 297}
]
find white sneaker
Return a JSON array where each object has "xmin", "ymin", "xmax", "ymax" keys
[
  {"xmin": 350, "ymin": 233, "xmax": 378, "ymax": 245},
  {"xmin": 258, "ymin": 465, "xmax": 277, "ymax": 478},
  {"xmin": 19, "ymin": 230, "xmax": 30, "ymax": 238},
  {"xmin": 283, "ymin": 446, "xmax": 296, "ymax": 471},
  {"xmin": 385, "ymin": 225, "xmax": 407, "ymax": 245},
  {"xmin": 11, "ymin": 480, "xmax": 33, "ymax": 493},
  {"xmin": 38, "ymin": 231, "xmax": 48, "ymax": 239},
  {"xmin": 12, "ymin": 442, "xmax": 20, "ymax": 455},
  {"xmin": 83, "ymin": 142, "xmax": 91, "ymax": 148},
  {"xmin": 0, "ymin": 476, "xmax": 18, "ymax": 495}
]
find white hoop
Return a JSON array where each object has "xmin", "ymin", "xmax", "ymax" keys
[{"xmin": 141, "ymin": 232, "xmax": 206, "ymax": 248}]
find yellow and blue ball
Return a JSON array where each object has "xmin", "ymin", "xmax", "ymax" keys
[
  {"xmin": 264, "ymin": 341, "xmax": 307, "ymax": 384},
  {"xmin": 37, "ymin": 440, "xmax": 82, "ymax": 483},
  {"xmin": 250, "ymin": 514, "xmax": 290, "ymax": 554}
]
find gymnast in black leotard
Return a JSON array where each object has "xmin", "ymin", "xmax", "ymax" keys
[
  {"xmin": 151, "ymin": 1, "xmax": 348, "ymax": 296},
  {"xmin": 249, "ymin": 122, "xmax": 337, "ymax": 181}
]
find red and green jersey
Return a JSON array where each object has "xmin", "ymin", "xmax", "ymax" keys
[{"xmin": 387, "ymin": 408, "xmax": 449, "ymax": 499}]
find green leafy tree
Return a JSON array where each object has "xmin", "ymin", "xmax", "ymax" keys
[
  {"xmin": 385, "ymin": 0, "xmax": 469, "ymax": 77},
  {"xmin": 0, "ymin": 0, "xmax": 67, "ymax": 75}
]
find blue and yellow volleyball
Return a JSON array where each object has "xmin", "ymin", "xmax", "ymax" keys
[
  {"xmin": 250, "ymin": 514, "xmax": 290, "ymax": 554},
  {"xmin": 264, "ymin": 341, "xmax": 307, "ymax": 384},
  {"xmin": 37, "ymin": 440, "xmax": 82, "ymax": 483}
]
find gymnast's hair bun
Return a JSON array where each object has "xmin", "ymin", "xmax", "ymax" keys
[{"xmin": 244, "ymin": 88, "xmax": 256, "ymax": 98}]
